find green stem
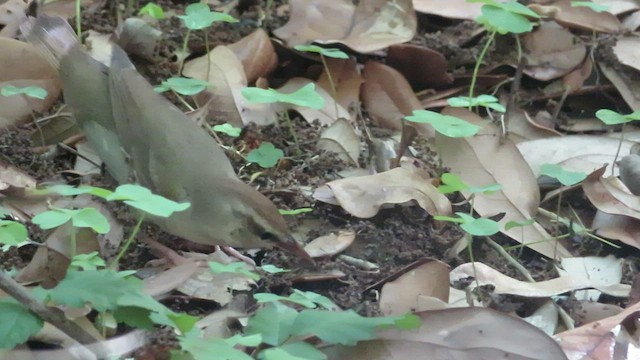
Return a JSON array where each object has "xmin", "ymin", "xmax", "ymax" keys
[
  {"xmin": 283, "ymin": 111, "xmax": 300, "ymax": 150},
  {"xmin": 612, "ymin": 122, "xmax": 626, "ymax": 176},
  {"xmin": 204, "ymin": 30, "xmax": 211, "ymax": 82},
  {"xmin": 320, "ymin": 55, "xmax": 340, "ymax": 119},
  {"xmin": 70, "ymin": 227, "xmax": 77, "ymax": 259},
  {"xmin": 109, "ymin": 214, "xmax": 145, "ymax": 269},
  {"xmin": 469, "ymin": 30, "xmax": 497, "ymax": 109},
  {"xmin": 178, "ymin": 29, "xmax": 192, "ymax": 76}
]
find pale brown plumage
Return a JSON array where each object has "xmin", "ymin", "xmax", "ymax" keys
[{"xmin": 21, "ymin": 15, "xmax": 309, "ymax": 259}]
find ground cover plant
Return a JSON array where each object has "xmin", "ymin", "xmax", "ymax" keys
[{"xmin": 0, "ymin": 0, "xmax": 639, "ymax": 359}]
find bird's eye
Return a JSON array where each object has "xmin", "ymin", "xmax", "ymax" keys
[{"xmin": 260, "ymin": 231, "xmax": 276, "ymax": 241}]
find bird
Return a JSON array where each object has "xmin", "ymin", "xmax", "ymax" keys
[
  {"xmin": 20, "ymin": 15, "xmax": 310, "ymax": 260},
  {"xmin": 618, "ymin": 143, "xmax": 640, "ymax": 196}
]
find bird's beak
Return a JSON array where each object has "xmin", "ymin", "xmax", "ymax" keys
[{"xmin": 278, "ymin": 235, "xmax": 314, "ymax": 263}]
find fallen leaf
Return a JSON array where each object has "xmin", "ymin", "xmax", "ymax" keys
[
  {"xmin": 317, "ymin": 118, "xmax": 360, "ymax": 164},
  {"xmin": 304, "ymin": 229, "xmax": 356, "ymax": 258},
  {"xmin": 412, "ymin": 0, "xmax": 483, "ymax": 20},
  {"xmin": 227, "ymin": 28, "xmax": 278, "ymax": 83},
  {"xmin": 522, "ymin": 25, "xmax": 587, "ymax": 81}
]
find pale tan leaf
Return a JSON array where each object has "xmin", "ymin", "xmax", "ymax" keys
[
  {"xmin": 379, "ymin": 260, "xmax": 450, "ymax": 315},
  {"xmin": 0, "ymin": 38, "xmax": 61, "ymax": 129},
  {"xmin": 613, "ymin": 36, "xmax": 640, "ymax": 72},
  {"xmin": 317, "ymin": 58, "xmax": 363, "ymax": 111},
  {"xmin": 304, "ymin": 229, "xmax": 356, "ymax": 258},
  {"xmin": 551, "ymin": 0, "xmax": 623, "ymax": 33},
  {"xmin": 227, "ymin": 28, "xmax": 278, "ymax": 83},
  {"xmin": 412, "ymin": 0, "xmax": 483, "ymax": 20},
  {"xmin": 522, "ymin": 25, "xmax": 586, "ymax": 81},
  {"xmin": 317, "ymin": 118, "xmax": 360, "ymax": 164},
  {"xmin": 313, "ymin": 162, "xmax": 452, "ymax": 218}
]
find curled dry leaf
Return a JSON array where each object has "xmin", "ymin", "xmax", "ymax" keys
[
  {"xmin": 522, "ymin": 26, "xmax": 586, "ymax": 81},
  {"xmin": 329, "ymin": 307, "xmax": 567, "ymax": 360},
  {"xmin": 143, "ymin": 261, "xmax": 199, "ymax": 297},
  {"xmin": 412, "ymin": 0, "xmax": 483, "ymax": 20},
  {"xmin": 115, "ymin": 17, "xmax": 162, "ymax": 62},
  {"xmin": 599, "ymin": 62, "xmax": 640, "ymax": 110},
  {"xmin": 304, "ymin": 229, "xmax": 356, "ymax": 258},
  {"xmin": 437, "ymin": 107, "xmax": 571, "ymax": 259},
  {"xmin": 361, "ymin": 61, "xmax": 435, "ymax": 138},
  {"xmin": 550, "ymin": 0, "xmax": 623, "ymax": 33},
  {"xmin": 227, "ymin": 28, "xmax": 278, "ymax": 83},
  {"xmin": 517, "ymin": 135, "xmax": 634, "ymax": 177},
  {"xmin": 313, "ymin": 161, "xmax": 452, "ymax": 218},
  {"xmin": 450, "ymin": 259, "xmax": 630, "ymax": 298},
  {"xmin": 556, "ymin": 300, "xmax": 640, "ymax": 360},
  {"xmin": 183, "ymin": 45, "xmax": 277, "ymax": 126},
  {"xmin": 274, "ymin": 0, "xmax": 416, "ymax": 53},
  {"xmin": 613, "ymin": 36, "xmax": 640, "ymax": 73},
  {"xmin": 317, "ymin": 118, "xmax": 360, "ymax": 164},
  {"xmin": 379, "ymin": 260, "xmax": 450, "ymax": 315},
  {"xmin": 0, "ymin": 38, "xmax": 61, "ymax": 129}
]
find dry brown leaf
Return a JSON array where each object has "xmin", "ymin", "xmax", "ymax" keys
[
  {"xmin": 313, "ymin": 161, "xmax": 452, "ymax": 218},
  {"xmin": 317, "ymin": 118, "xmax": 360, "ymax": 164},
  {"xmin": 329, "ymin": 307, "xmax": 567, "ymax": 360},
  {"xmin": 361, "ymin": 61, "xmax": 435, "ymax": 138},
  {"xmin": 0, "ymin": 38, "xmax": 61, "ymax": 129},
  {"xmin": 143, "ymin": 261, "xmax": 199, "ymax": 297},
  {"xmin": 437, "ymin": 107, "xmax": 571, "ymax": 259},
  {"xmin": 304, "ymin": 229, "xmax": 356, "ymax": 258},
  {"xmin": 556, "ymin": 300, "xmax": 640, "ymax": 360},
  {"xmin": 517, "ymin": 135, "xmax": 634, "ymax": 177},
  {"xmin": 551, "ymin": 0, "xmax": 623, "ymax": 33},
  {"xmin": 599, "ymin": 62, "xmax": 640, "ymax": 110},
  {"xmin": 412, "ymin": 0, "xmax": 483, "ymax": 20},
  {"xmin": 386, "ymin": 44, "xmax": 453, "ymax": 90},
  {"xmin": 507, "ymin": 109, "xmax": 563, "ymax": 143},
  {"xmin": 592, "ymin": 211, "xmax": 640, "ymax": 250},
  {"xmin": 0, "ymin": 159, "xmax": 37, "ymax": 193},
  {"xmin": 183, "ymin": 45, "xmax": 277, "ymax": 126},
  {"xmin": 613, "ymin": 36, "xmax": 640, "ymax": 72},
  {"xmin": 274, "ymin": 0, "xmax": 416, "ymax": 53},
  {"xmin": 583, "ymin": 166, "xmax": 640, "ymax": 220},
  {"xmin": 379, "ymin": 260, "xmax": 450, "ymax": 315},
  {"xmin": 227, "ymin": 28, "xmax": 278, "ymax": 83},
  {"xmin": 450, "ymin": 259, "xmax": 630, "ymax": 298},
  {"xmin": 522, "ymin": 25, "xmax": 586, "ymax": 81},
  {"xmin": 317, "ymin": 58, "xmax": 363, "ymax": 111}
]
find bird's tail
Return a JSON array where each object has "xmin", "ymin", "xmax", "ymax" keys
[{"xmin": 19, "ymin": 15, "xmax": 78, "ymax": 69}]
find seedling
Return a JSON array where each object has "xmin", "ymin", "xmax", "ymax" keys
[
  {"xmin": 467, "ymin": 0, "xmax": 540, "ymax": 104},
  {"xmin": 539, "ymin": 164, "xmax": 586, "ymax": 187},
  {"xmin": 1, "ymin": 85, "xmax": 48, "ymax": 100},
  {"xmin": 69, "ymin": 251, "xmax": 106, "ymax": 271},
  {"xmin": 242, "ymin": 83, "xmax": 325, "ymax": 148},
  {"xmin": 405, "ymin": 110, "xmax": 482, "ymax": 137},
  {"xmin": 279, "ymin": 207, "xmax": 313, "ymax": 215},
  {"xmin": 247, "ymin": 142, "xmax": 284, "ymax": 168},
  {"xmin": 209, "ymin": 261, "xmax": 260, "ymax": 281},
  {"xmin": 155, "ymin": 77, "xmax": 209, "ymax": 110},
  {"xmin": 139, "ymin": 2, "xmax": 165, "ymax": 19},
  {"xmin": 595, "ymin": 109, "xmax": 640, "ymax": 174},
  {"xmin": 295, "ymin": 45, "xmax": 349, "ymax": 119},
  {"xmin": 176, "ymin": 3, "xmax": 238, "ymax": 75},
  {"xmin": 212, "ymin": 123, "xmax": 242, "ymax": 137},
  {"xmin": 438, "ymin": 173, "xmax": 502, "ymax": 195},
  {"xmin": 447, "ymin": 94, "xmax": 506, "ymax": 113},
  {"xmin": 0, "ymin": 220, "xmax": 30, "ymax": 251}
]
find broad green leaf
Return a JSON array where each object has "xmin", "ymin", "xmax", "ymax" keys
[
  {"xmin": 456, "ymin": 213, "xmax": 500, "ymax": 236},
  {"xmin": 0, "ymin": 221, "xmax": 28, "ymax": 248},
  {"xmin": 279, "ymin": 208, "xmax": 313, "ymax": 215},
  {"xmin": 294, "ymin": 45, "xmax": 349, "ymax": 59},
  {"xmin": 571, "ymin": 1, "xmax": 609, "ymax": 12},
  {"xmin": 107, "ymin": 184, "xmax": 190, "ymax": 217},
  {"xmin": 177, "ymin": 3, "xmax": 238, "ymax": 30},
  {"xmin": 154, "ymin": 77, "xmax": 209, "ymax": 96},
  {"xmin": 179, "ymin": 335, "xmax": 253, "ymax": 360},
  {"xmin": 47, "ymin": 269, "xmax": 142, "ymax": 312},
  {"xmin": 540, "ymin": 163, "xmax": 587, "ymax": 186},
  {"xmin": 438, "ymin": 173, "xmax": 468, "ymax": 194},
  {"xmin": 245, "ymin": 302, "xmax": 298, "ymax": 346},
  {"xmin": 209, "ymin": 261, "xmax": 260, "ymax": 281},
  {"xmin": 247, "ymin": 142, "xmax": 284, "ymax": 168},
  {"xmin": 596, "ymin": 109, "xmax": 635, "ymax": 125},
  {"xmin": 259, "ymin": 342, "xmax": 327, "ymax": 360},
  {"xmin": 290, "ymin": 310, "xmax": 400, "ymax": 346},
  {"xmin": 259, "ymin": 264, "xmax": 290, "ymax": 274},
  {"xmin": 1, "ymin": 85, "xmax": 48, "ymax": 99},
  {"xmin": 139, "ymin": 2, "xmax": 164, "ymax": 19},
  {"xmin": 405, "ymin": 110, "xmax": 481, "ymax": 137},
  {"xmin": 70, "ymin": 251, "xmax": 105, "ymax": 270},
  {"xmin": 0, "ymin": 299, "xmax": 43, "ymax": 349},
  {"xmin": 241, "ymin": 83, "xmax": 325, "ymax": 109},
  {"xmin": 226, "ymin": 333, "xmax": 263, "ymax": 347},
  {"xmin": 212, "ymin": 123, "xmax": 242, "ymax": 137},
  {"xmin": 39, "ymin": 184, "xmax": 112, "ymax": 198},
  {"xmin": 505, "ymin": 219, "xmax": 535, "ymax": 231},
  {"xmin": 31, "ymin": 208, "xmax": 73, "ymax": 230},
  {"xmin": 447, "ymin": 95, "xmax": 505, "ymax": 112},
  {"xmin": 71, "ymin": 207, "xmax": 110, "ymax": 233}
]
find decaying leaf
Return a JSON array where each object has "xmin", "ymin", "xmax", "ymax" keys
[{"xmin": 304, "ymin": 229, "xmax": 356, "ymax": 258}]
